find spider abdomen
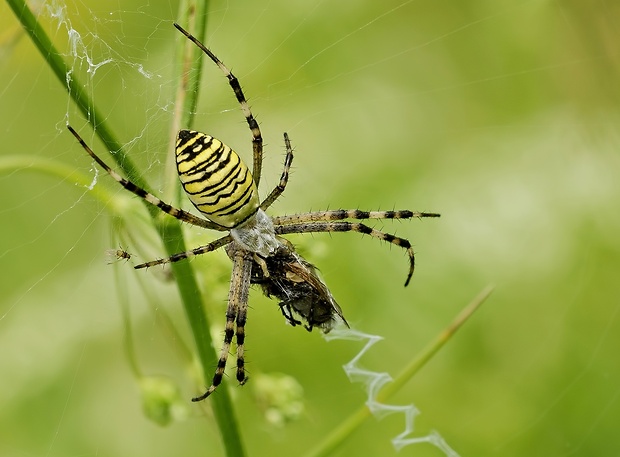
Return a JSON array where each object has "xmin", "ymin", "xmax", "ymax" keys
[{"xmin": 176, "ymin": 130, "xmax": 259, "ymax": 228}]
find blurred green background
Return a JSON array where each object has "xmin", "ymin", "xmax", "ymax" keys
[{"xmin": 2, "ymin": 1, "xmax": 620, "ymax": 456}]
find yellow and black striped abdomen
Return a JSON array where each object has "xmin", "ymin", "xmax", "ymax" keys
[{"xmin": 176, "ymin": 130, "xmax": 259, "ymax": 228}]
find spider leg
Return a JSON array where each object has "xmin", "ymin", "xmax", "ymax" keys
[
  {"xmin": 260, "ymin": 133, "xmax": 294, "ymax": 210},
  {"xmin": 234, "ymin": 253, "xmax": 253, "ymax": 386},
  {"xmin": 174, "ymin": 23, "xmax": 264, "ymax": 187},
  {"xmin": 192, "ymin": 243, "xmax": 252, "ymax": 402},
  {"xmin": 192, "ymin": 299, "xmax": 237, "ymax": 402},
  {"xmin": 134, "ymin": 235, "xmax": 233, "ymax": 269},
  {"xmin": 67, "ymin": 125, "xmax": 225, "ymax": 231},
  {"xmin": 273, "ymin": 210, "xmax": 440, "ymax": 225},
  {"xmin": 275, "ymin": 221, "xmax": 418, "ymax": 286}
]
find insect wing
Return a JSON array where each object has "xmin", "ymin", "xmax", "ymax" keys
[{"xmin": 283, "ymin": 260, "xmax": 348, "ymax": 328}]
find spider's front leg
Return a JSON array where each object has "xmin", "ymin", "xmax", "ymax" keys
[
  {"xmin": 231, "ymin": 246, "xmax": 253, "ymax": 387},
  {"xmin": 192, "ymin": 243, "xmax": 253, "ymax": 401}
]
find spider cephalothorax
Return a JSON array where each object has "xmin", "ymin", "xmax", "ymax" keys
[{"xmin": 68, "ymin": 22, "xmax": 440, "ymax": 402}]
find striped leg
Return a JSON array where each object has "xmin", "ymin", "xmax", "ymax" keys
[
  {"xmin": 232, "ymin": 248, "xmax": 253, "ymax": 386},
  {"xmin": 192, "ymin": 295, "xmax": 237, "ymax": 402},
  {"xmin": 192, "ymin": 244, "xmax": 252, "ymax": 402},
  {"xmin": 67, "ymin": 125, "xmax": 225, "ymax": 231},
  {"xmin": 273, "ymin": 210, "xmax": 441, "ymax": 225},
  {"xmin": 260, "ymin": 133, "xmax": 294, "ymax": 210},
  {"xmin": 174, "ymin": 23, "xmax": 264, "ymax": 187},
  {"xmin": 133, "ymin": 235, "xmax": 233, "ymax": 269},
  {"xmin": 234, "ymin": 261, "xmax": 252, "ymax": 385},
  {"xmin": 275, "ymin": 221, "xmax": 418, "ymax": 286}
]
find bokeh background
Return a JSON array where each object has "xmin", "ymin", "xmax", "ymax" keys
[{"xmin": 1, "ymin": 1, "xmax": 619, "ymax": 456}]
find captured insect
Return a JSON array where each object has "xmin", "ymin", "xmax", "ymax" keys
[
  {"xmin": 68, "ymin": 22, "xmax": 440, "ymax": 402},
  {"xmin": 249, "ymin": 240, "xmax": 347, "ymax": 332}
]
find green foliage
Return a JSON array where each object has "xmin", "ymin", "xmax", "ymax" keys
[{"xmin": 140, "ymin": 376, "xmax": 189, "ymax": 427}]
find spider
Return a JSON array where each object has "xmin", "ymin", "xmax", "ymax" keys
[
  {"xmin": 105, "ymin": 246, "xmax": 132, "ymax": 264},
  {"xmin": 67, "ymin": 22, "xmax": 440, "ymax": 402}
]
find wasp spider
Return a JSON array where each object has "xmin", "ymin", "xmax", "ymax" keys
[{"xmin": 67, "ymin": 22, "xmax": 440, "ymax": 402}]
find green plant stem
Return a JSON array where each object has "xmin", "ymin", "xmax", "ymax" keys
[
  {"xmin": 0, "ymin": 156, "xmax": 113, "ymax": 203},
  {"xmin": 5, "ymin": 0, "xmax": 142, "ymax": 183},
  {"xmin": 305, "ymin": 285, "xmax": 495, "ymax": 457},
  {"xmin": 111, "ymin": 233, "xmax": 143, "ymax": 379},
  {"xmin": 6, "ymin": 2, "xmax": 245, "ymax": 456}
]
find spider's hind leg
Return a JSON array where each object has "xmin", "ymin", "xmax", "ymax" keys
[
  {"xmin": 67, "ymin": 125, "xmax": 225, "ymax": 232},
  {"xmin": 173, "ymin": 23, "xmax": 264, "ymax": 187}
]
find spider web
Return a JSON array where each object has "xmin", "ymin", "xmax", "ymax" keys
[
  {"xmin": 324, "ymin": 326, "xmax": 459, "ymax": 454},
  {"xmin": 2, "ymin": 1, "xmax": 620, "ymax": 456}
]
